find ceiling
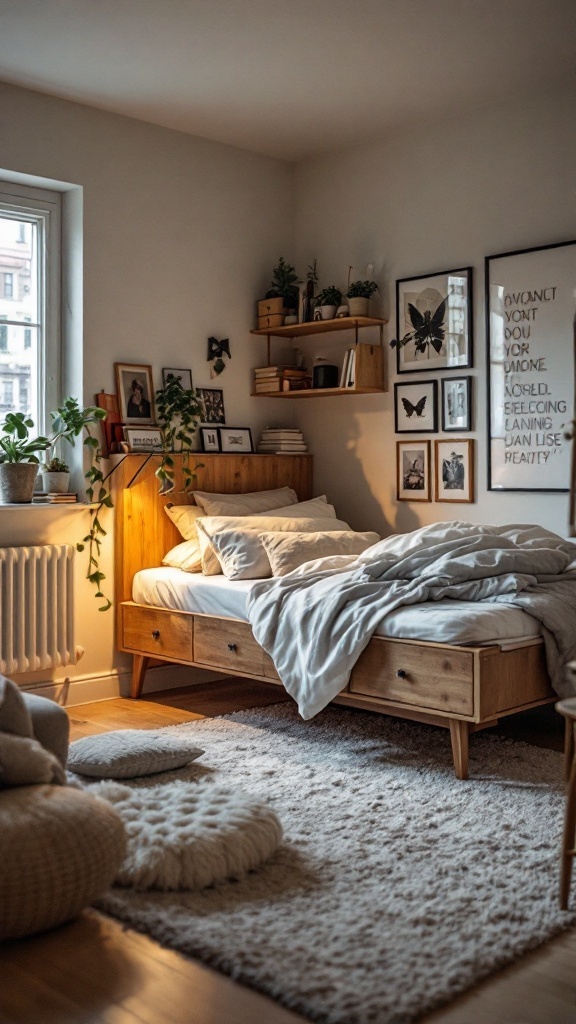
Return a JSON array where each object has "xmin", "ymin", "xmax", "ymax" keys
[{"xmin": 0, "ymin": 0, "xmax": 574, "ymax": 162}]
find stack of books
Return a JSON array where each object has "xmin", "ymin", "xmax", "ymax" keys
[
  {"xmin": 32, "ymin": 492, "xmax": 78, "ymax": 504},
  {"xmin": 253, "ymin": 366, "xmax": 311, "ymax": 394},
  {"xmin": 258, "ymin": 428, "xmax": 308, "ymax": 453},
  {"xmin": 339, "ymin": 349, "xmax": 357, "ymax": 388}
]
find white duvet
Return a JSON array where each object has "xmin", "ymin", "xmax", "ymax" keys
[{"xmin": 246, "ymin": 520, "xmax": 576, "ymax": 719}]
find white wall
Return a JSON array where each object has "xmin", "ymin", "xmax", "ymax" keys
[
  {"xmin": 294, "ymin": 88, "xmax": 576, "ymax": 538},
  {"xmin": 0, "ymin": 82, "xmax": 295, "ymax": 702}
]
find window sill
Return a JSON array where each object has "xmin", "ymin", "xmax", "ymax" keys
[{"xmin": 0, "ymin": 502, "xmax": 98, "ymax": 511}]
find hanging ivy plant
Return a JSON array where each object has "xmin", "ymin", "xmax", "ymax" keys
[{"xmin": 155, "ymin": 373, "xmax": 204, "ymax": 494}]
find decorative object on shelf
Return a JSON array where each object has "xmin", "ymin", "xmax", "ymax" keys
[
  {"xmin": 253, "ymin": 366, "xmax": 310, "ymax": 394},
  {"xmin": 162, "ymin": 367, "xmax": 193, "ymax": 390},
  {"xmin": 397, "ymin": 440, "xmax": 431, "ymax": 502},
  {"xmin": 441, "ymin": 376, "xmax": 472, "ymax": 432},
  {"xmin": 95, "ymin": 391, "xmax": 121, "ymax": 456},
  {"xmin": 391, "ymin": 267, "xmax": 473, "ymax": 374},
  {"xmin": 486, "ymin": 240, "xmax": 576, "ymax": 492},
  {"xmin": 115, "ymin": 363, "xmax": 155, "ymax": 424},
  {"xmin": 264, "ymin": 256, "xmax": 301, "ymax": 314},
  {"xmin": 284, "ymin": 315, "xmax": 298, "ymax": 326},
  {"xmin": 300, "ymin": 259, "xmax": 318, "ymax": 324},
  {"xmin": 219, "ymin": 427, "xmax": 253, "ymax": 453},
  {"xmin": 346, "ymin": 279, "xmax": 378, "ymax": 317},
  {"xmin": 123, "ymin": 427, "xmax": 163, "ymax": 452},
  {"xmin": 207, "ymin": 336, "xmax": 231, "ymax": 378},
  {"xmin": 314, "ymin": 286, "xmax": 342, "ymax": 321},
  {"xmin": 41, "ymin": 457, "xmax": 70, "ymax": 494},
  {"xmin": 435, "ymin": 439, "xmax": 474, "ymax": 503},
  {"xmin": 394, "ymin": 379, "xmax": 438, "ymax": 433},
  {"xmin": 197, "ymin": 387, "xmax": 225, "ymax": 424},
  {"xmin": 312, "ymin": 357, "xmax": 339, "ymax": 390},
  {"xmin": 154, "ymin": 372, "xmax": 204, "ymax": 494},
  {"xmin": 200, "ymin": 427, "xmax": 220, "ymax": 452},
  {"xmin": 336, "ymin": 305, "xmax": 349, "ymax": 318}
]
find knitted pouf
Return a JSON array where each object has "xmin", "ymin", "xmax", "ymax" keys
[
  {"xmin": 92, "ymin": 779, "xmax": 283, "ymax": 891},
  {"xmin": 0, "ymin": 784, "xmax": 126, "ymax": 940}
]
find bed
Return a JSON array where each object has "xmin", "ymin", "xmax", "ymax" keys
[{"xmin": 114, "ymin": 454, "xmax": 557, "ymax": 779}]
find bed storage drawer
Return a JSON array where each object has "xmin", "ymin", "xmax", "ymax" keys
[
  {"xmin": 349, "ymin": 638, "xmax": 474, "ymax": 715},
  {"xmin": 194, "ymin": 616, "xmax": 265, "ymax": 676},
  {"xmin": 123, "ymin": 604, "xmax": 193, "ymax": 662}
]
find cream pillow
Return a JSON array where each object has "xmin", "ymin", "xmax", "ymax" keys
[
  {"xmin": 260, "ymin": 530, "xmax": 380, "ymax": 577},
  {"xmin": 197, "ymin": 516, "xmax": 352, "ymax": 579},
  {"xmin": 162, "ymin": 539, "xmax": 202, "ymax": 573},
  {"xmin": 193, "ymin": 486, "xmax": 298, "ymax": 516},
  {"xmin": 67, "ymin": 730, "xmax": 204, "ymax": 779},
  {"xmin": 257, "ymin": 496, "xmax": 336, "ymax": 519},
  {"xmin": 164, "ymin": 503, "xmax": 206, "ymax": 542}
]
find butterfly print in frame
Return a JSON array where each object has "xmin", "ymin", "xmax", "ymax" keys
[
  {"xmin": 392, "ymin": 267, "xmax": 473, "ymax": 373},
  {"xmin": 394, "ymin": 380, "xmax": 438, "ymax": 433}
]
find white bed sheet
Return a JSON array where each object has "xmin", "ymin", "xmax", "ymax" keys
[{"xmin": 132, "ymin": 567, "xmax": 542, "ymax": 648}]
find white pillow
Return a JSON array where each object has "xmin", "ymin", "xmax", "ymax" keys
[
  {"xmin": 257, "ymin": 496, "xmax": 336, "ymax": 519},
  {"xmin": 197, "ymin": 516, "xmax": 352, "ymax": 579},
  {"xmin": 259, "ymin": 530, "xmax": 380, "ymax": 577},
  {"xmin": 162, "ymin": 539, "xmax": 202, "ymax": 573},
  {"xmin": 193, "ymin": 486, "xmax": 298, "ymax": 516},
  {"xmin": 67, "ymin": 730, "xmax": 204, "ymax": 779},
  {"xmin": 164, "ymin": 503, "xmax": 206, "ymax": 542}
]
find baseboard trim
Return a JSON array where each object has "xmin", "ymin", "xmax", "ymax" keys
[{"xmin": 18, "ymin": 663, "xmax": 225, "ymax": 707}]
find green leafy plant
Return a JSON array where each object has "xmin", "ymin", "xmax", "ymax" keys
[
  {"xmin": 155, "ymin": 373, "xmax": 204, "ymax": 494},
  {"xmin": 346, "ymin": 279, "xmax": 378, "ymax": 299},
  {"xmin": 43, "ymin": 456, "xmax": 69, "ymax": 473},
  {"xmin": 0, "ymin": 413, "xmax": 52, "ymax": 463},
  {"xmin": 265, "ymin": 256, "xmax": 301, "ymax": 310},
  {"xmin": 315, "ymin": 286, "xmax": 342, "ymax": 307},
  {"xmin": 306, "ymin": 259, "xmax": 318, "ymax": 289}
]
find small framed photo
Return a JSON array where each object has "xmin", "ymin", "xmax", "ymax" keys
[
  {"xmin": 124, "ymin": 426, "xmax": 163, "ymax": 452},
  {"xmin": 441, "ymin": 376, "xmax": 472, "ymax": 431},
  {"xmin": 115, "ymin": 363, "xmax": 155, "ymax": 425},
  {"xmin": 397, "ymin": 441, "xmax": 431, "ymax": 502},
  {"xmin": 394, "ymin": 267, "xmax": 473, "ymax": 374},
  {"xmin": 162, "ymin": 367, "xmax": 193, "ymax": 390},
  {"xmin": 197, "ymin": 387, "xmax": 225, "ymax": 425},
  {"xmin": 394, "ymin": 379, "xmax": 438, "ymax": 433},
  {"xmin": 435, "ymin": 439, "xmax": 474, "ymax": 503},
  {"xmin": 219, "ymin": 427, "xmax": 253, "ymax": 454},
  {"xmin": 200, "ymin": 427, "xmax": 221, "ymax": 452}
]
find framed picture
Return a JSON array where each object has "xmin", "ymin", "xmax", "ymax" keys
[
  {"xmin": 219, "ymin": 427, "xmax": 253, "ymax": 454},
  {"xmin": 486, "ymin": 240, "xmax": 576, "ymax": 491},
  {"xmin": 394, "ymin": 379, "xmax": 438, "ymax": 433},
  {"xmin": 441, "ymin": 376, "xmax": 472, "ymax": 431},
  {"xmin": 394, "ymin": 267, "xmax": 473, "ymax": 374},
  {"xmin": 115, "ymin": 363, "xmax": 155, "ymax": 425},
  {"xmin": 396, "ymin": 440, "xmax": 431, "ymax": 502},
  {"xmin": 200, "ymin": 426, "xmax": 221, "ymax": 452},
  {"xmin": 435, "ymin": 439, "xmax": 474, "ymax": 503},
  {"xmin": 197, "ymin": 387, "xmax": 225, "ymax": 425},
  {"xmin": 162, "ymin": 367, "xmax": 192, "ymax": 390},
  {"xmin": 123, "ymin": 426, "xmax": 163, "ymax": 452}
]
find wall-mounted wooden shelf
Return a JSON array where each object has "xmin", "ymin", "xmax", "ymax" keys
[
  {"xmin": 250, "ymin": 315, "xmax": 387, "ymax": 340},
  {"xmin": 251, "ymin": 385, "xmax": 383, "ymax": 399}
]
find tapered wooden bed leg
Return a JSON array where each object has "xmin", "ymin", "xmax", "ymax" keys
[
  {"xmin": 130, "ymin": 655, "xmax": 150, "ymax": 699},
  {"xmin": 449, "ymin": 719, "xmax": 469, "ymax": 780}
]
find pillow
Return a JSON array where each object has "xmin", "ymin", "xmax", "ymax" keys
[
  {"xmin": 164, "ymin": 503, "xmax": 205, "ymax": 542},
  {"xmin": 197, "ymin": 515, "xmax": 352, "ymax": 579},
  {"xmin": 193, "ymin": 486, "xmax": 298, "ymax": 517},
  {"xmin": 256, "ymin": 495, "xmax": 336, "ymax": 519},
  {"xmin": 67, "ymin": 729, "xmax": 204, "ymax": 779},
  {"xmin": 260, "ymin": 530, "xmax": 381, "ymax": 577},
  {"xmin": 162, "ymin": 539, "xmax": 202, "ymax": 573}
]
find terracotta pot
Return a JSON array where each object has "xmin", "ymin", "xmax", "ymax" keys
[
  {"xmin": 347, "ymin": 296, "xmax": 369, "ymax": 316},
  {"xmin": 0, "ymin": 462, "xmax": 39, "ymax": 503}
]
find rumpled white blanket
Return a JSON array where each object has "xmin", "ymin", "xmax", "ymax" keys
[{"xmin": 247, "ymin": 521, "xmax": 576, "ymax": 719}]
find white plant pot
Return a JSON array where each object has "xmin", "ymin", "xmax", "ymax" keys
[
  {"xmin": 319, "ymin": 305, "xmax": 337, "ymax": 320},
  {"xmin": 347, "ymin": 296, "xmax": 370, "ymax": 317},
  {"xmin": 42, "ymin": 471, "xmax": 70, "ymax": 494}
]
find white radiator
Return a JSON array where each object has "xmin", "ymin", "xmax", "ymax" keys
[{"xmin": 0, "ymin": 545, "xmax": 76, "ymax": 674}]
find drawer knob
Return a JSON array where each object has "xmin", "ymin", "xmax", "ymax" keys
[
  {"xmin": 227, "ymin": 643, "xmax": 238, "ymax": 652},
  {"xmin": 152, "ymin": 630, "xmax": 160, "ymax": 640},
  {"xmin": 397, "ymin": 669, "xmax": 407, "ymax": 679}
]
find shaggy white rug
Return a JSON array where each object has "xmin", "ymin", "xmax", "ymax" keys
[{"xmin": 96, "ymin": 703, "xmax": 575, "ymax": 1024}]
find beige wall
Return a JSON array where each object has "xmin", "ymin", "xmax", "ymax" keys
[
  {"xmin": 294, "ymin": 88, "xmax": 576, "ymax": 538},
  {"xmin": 0, "ymin": 82, "xmax": 295, "ymax": 702}
]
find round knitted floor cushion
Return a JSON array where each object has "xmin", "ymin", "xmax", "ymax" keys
[
  {"xmin": 92, "ymin": 779, "xmax": 283, "ymax": 891},
  {"xmin": 0, "ymin": 784, "xmax": 126, "ymax": 940}
]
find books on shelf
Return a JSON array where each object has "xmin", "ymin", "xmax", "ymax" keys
[
  {"xmin": 253, "ymin": 365, "xmax": 311, "ymax": 394},
  {"xmin": 32, "ymin": 492, "xmax": 78, "ymax": 504},
  {"xmin": 339, "ymin": 348, "xmax": 357, "ymax": 388},
  {"xmin": 257, "ymin": 427, "xmax": 308, "ymax": 453}
]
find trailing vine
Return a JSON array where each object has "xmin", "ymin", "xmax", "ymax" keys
[{"xmin": 155, "ymin": 373, "xmax": 204, "ymax": 494}]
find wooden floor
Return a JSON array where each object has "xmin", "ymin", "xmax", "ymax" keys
[{"xmin": 1, "ymin": 680, "xmax": 575, "ymax": 1024}]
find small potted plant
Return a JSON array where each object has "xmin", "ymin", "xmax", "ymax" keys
[
  {"xmin": 346, "ymin": 279, "xmax": 378, "ymax": 317},
  {"xmin": 314, "ymin": 286, "xmax": 342, "ymax": 321},
  {"xmin": 42, "ymin": 456, "xmax": 70, "ymax": 494},
  {"xmin": 258, "ymin": 257, "xmax": 301, "ymax": 327},
  {"xmin": 0, "ymin": 413, "xmax": 52, "ymax": 503}
]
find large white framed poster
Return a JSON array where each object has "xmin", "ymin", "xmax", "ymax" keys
[{"xmin": 486, "ymin": 240, "xmax": 576, "ymax": 491}]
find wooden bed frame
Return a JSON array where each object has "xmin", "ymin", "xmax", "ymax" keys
[{"xmin": 114, "ymin": 453, "xmax": 555, "ymax": 779}]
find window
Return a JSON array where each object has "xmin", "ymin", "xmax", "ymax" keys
[{"xmin": 0, "ymin": 183, "xmax": 61, "ymax": 430}]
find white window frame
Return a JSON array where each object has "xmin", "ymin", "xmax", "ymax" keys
[{"xmin": 0, "ymin": 182, "xmax": 61, "ymax": 434}]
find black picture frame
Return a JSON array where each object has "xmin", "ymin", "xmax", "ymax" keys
[
  {"xmin": 162, "ymin": 367, "xmax": 193, "ymax": 390},
  {"xmin": 394, "ymin": 267, "xmax": 473, "ymax": 374},
  {"xmin": 394, "ymin": 379, "xmax": 438, "ymax": 433},
  {"xmin": 441, "ymin": 376, "xmax": 472, "ymax": 432},
  {"xmin": 218, "ymin": 427, "xmax": 253, "ymax": 454},
  {"xmin": 486, "ymin": 239, "xmax": 576, "ymax": 492},
  {"xmin": 200, "ymin": 426, "xmax": 221, "ymax": 452},
  {"xmin": 197, "ymin": 387, "xmax": 226, "ymax": 425}
]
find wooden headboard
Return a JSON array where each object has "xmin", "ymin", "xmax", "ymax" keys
[{"xmin": 113, "ymin": 452, "xmax": 313, "ymax": 622}]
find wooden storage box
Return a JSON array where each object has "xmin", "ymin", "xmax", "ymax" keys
[
  {"xmin": 353, "ymin": 343, "xmax": 383, "ymax": 389},
  {"xmin": 258, "ymin": 313, "xmax": 285, "ymax": 329},
  {"xmin": 257, "ymin": 298, "xmax": 285, "ymax": 317}
]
